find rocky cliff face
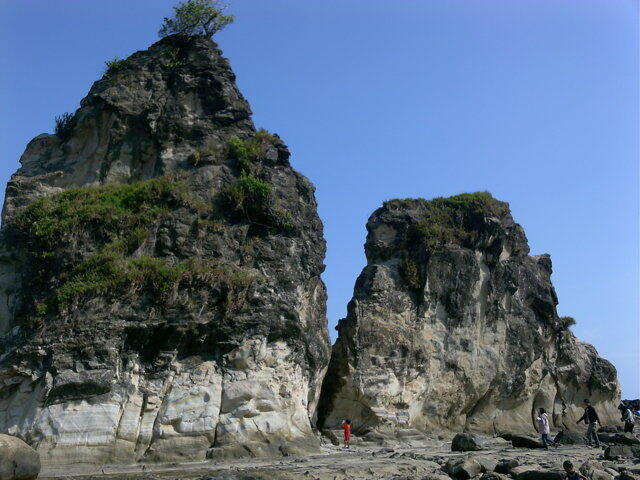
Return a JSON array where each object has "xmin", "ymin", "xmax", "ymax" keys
[
  {"xmin": 0, "ymin": 35, "xmax": 330, "ymax": 465},
  {"xmin": 317, "ymin": 193, "xmax": 620, "ymax": 436}
]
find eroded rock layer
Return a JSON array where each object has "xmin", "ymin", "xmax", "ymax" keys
[
  {"xmin": 317, "ymin": 193, "xmax": 619, "ymax": 435},
  {"xmin": 0, "ymin": 35, "xmax": 330, "ymax": 465}
]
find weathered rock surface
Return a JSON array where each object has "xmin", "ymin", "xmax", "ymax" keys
[
  {"xmin": 0, "ymin": 434, "xmax": 41, "ymax": 480},
  {"xmin": 0, "ymin": 35, "xmax": 329, "ymax": 465},
  {"xmin": 317, "ymin": 193, "xmax": 621, "ymax": 437}
]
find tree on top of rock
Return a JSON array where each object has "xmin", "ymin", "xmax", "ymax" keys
[{"xmin": 159, "ymin": 0, "xmax": 234, "ymax": 38}]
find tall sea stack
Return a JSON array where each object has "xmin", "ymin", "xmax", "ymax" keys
[
  {"xmin": 317, "ymin": 193, "xmax": 620, "ymax": 436},
  {"xmin": 0, "ymin": 35, "xmax": 330, "ymax": 465}
]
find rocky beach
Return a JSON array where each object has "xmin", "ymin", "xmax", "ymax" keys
[{"xmin": 0, "ymin": 6, "xmax": 637, "ymax": 480}]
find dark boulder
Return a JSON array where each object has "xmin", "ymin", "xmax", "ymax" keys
[
  {"xmin": 495, "ymin": 459, "xmax": 520, "ymax": 474},
  {"xmin": 451, "ymin": 433, "xmax": 485, "ymax": 451},
  {"xmin": 604, "ymin": 445, "xmax": 640, "ymax": 460},
  {"xmin": 511, "ymin": 434, "xmax": 545, "ymax": 449},
  {"xmin": 553, "ymin": 429, "xmax": 584, "ymax": 445},
  {"xmin": 514, "ymin": 470, "xmax": 565, "ymax": 480}
]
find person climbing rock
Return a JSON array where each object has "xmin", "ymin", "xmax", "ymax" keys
[
  {"xmin": 537, "ymin": 407, "xmax": 558, "ymax": 449},
  {"xmin": 576, "ymin": 399, "xmax": 600, "ymax": 447},
  {"xmin": 341, "ymin": 419, "xmax": 351, "ymax": 449},
  {"xmin": 619, "ymin": 404, "xmax": 635, "ymax": 433},
  {"xmin": 563, "ymin": 461, "xmax": 588, "ymax": 480}
]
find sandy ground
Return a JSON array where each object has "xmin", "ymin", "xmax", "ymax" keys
[{"xmin": 39, "ymin": 436, "xmax": 640, "ymax": 480}]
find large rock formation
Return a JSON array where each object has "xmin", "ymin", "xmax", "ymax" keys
[
  {"xmin": 317, "ymin": 193, "xmax": 620, "ymax": 436},
  {"xmin": 0, "ymin": 35, "xmax": 330, "ymax": 465}
]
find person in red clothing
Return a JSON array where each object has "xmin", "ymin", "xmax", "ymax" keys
[{"xmin": 341, "ymin": 419, "xmax": 351, "ymax": 449}]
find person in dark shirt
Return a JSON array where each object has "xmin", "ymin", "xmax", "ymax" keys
[
  {"xmin": 576, "ymin": 398, "xmax": 600, "ymax": 447},
  {"xmin": 563, "ymin": 461, "xmax": 588, "ymax": 480}
]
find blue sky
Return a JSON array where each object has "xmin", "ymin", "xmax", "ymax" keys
[{"xmin": 0, "ymin": 0, "xmax": 638, "ymax": 398}]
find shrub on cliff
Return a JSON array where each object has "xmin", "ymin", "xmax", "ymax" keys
[
  {"xmin": 159, "ymin": 0, "xmax": 234, "ymax": 38},
  {"xmin": 558, "ymin": 316, "xmax": 577, "ymax": 329},
  {"xmin": 54, "ymin": 112, "xmax": 76, "ymax": 141},
  {"xmin": 406, "ymin": 191, "xmax": 509, "ymax": 247},
  {"xmin": 220, "ymin": 173, "xmax": 293, "ymax": 233},
  {"xmin": 104, "ymin": 57, "xmax": 132, "ymax": 77}
]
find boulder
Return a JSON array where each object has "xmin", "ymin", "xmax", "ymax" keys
[
  {"xmin": 495, "ymin": 459, "xmax": 520, "ymax": 474},
  {"xmin": 0, "ymin": 434, "xmax": 40, "ymax": 480},
  {"xmin": 609, "ymin": 433, "xmax": 640, "ymax": 445},
  {"xmin": 482, "ymin": 473, "xmax": 511, "ymax": 480},
  {"xmin": 320, "ymin": 430, "xmax": 339, "ymax": 446},
  {"xmin": 604, "ymin": 445, "xmax": 640, "ymax": 460},
  {"xmin": 426, "ymin": 475, "xmax": 456, "ymax": 480},
  {"xmin": 581, "ymin": 460, "xmax": 615, "ymax": 480},
  {"xmin": 511, "ymin": 435, "xmax": 545, "ymax": 449},
  {"xmin": 553, "ymin": 429, "xmax": 585, "ymax": 445},
  {"xmin": 443, "ymin": 458, "xmax": 483, "ymax": 479},
  {"xmin": 452, "ymin": 433, "xmax": 484, "ymax": 452},
  {"xmin": 476, "ymin": 457, "xmax": 498, "ymax": 473},
  {"xmin": 616, "ymin": 472, "xmax": 639, "ymax": 480},
  {"xmin": 513, "ymin": 469, "xmax": 565, "ymax": 480}
]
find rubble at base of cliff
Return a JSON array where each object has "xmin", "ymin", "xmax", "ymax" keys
[{"xmin": 39, "ymin": 431, "xmax": 640, "ymax": 480}]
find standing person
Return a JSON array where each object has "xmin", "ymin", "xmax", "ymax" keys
[
  {"xmin": 341, "ymin": 419, "xmax": 351, "ymax": 449},
  {"xmin": 619, "ymin": 404, "xmax": 635, "ymax": 433},
  {"xmin": 563, "ymin": 461, "xmax": 588, "ymax": 480},
  {"xmin": 537, "ymin": 408, "xmax": 558, "ymax": 449},
  {"xmin": 576, "ymin": 399, "xmax": 600, "ymax": 448}
]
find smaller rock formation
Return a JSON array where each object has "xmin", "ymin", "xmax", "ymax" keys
[
  {"xmin": 0, "ymin": 434, "xmax": 40, "ymax": 480},
  {"xmin": 318, "ymin": 192, "xmax": 620, "ymax": 437}
]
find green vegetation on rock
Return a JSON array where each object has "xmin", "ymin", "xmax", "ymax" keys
[
  {"xmin": 104, "ymin": 57, "xmax": 132, "ymax": 77},
  {"xmin": 37, "ymin": 254, "xmax": 255, "ymax": 317},
  {"xmin": 226, "ymin": 129, "xmax": 279, "ymax": 174},
  {"xmin": 14, "ymin": 175, "xmax": 194, "ymax": 250},
  {"xmin": 400, "ymin": 258, "xmax": 421, "ymax": 290},
  {"xmin": 11, "ymin": 176, "xmax": 255, "ymax": 323},
  {"xmin": 54, "ymin": 112, "xmax": 76, "ymax": 141},
  {"xmin": 558, "ymin": 316, "xmax": 576, "ymax": 329},
  {"xmin": 220, "ymin": 172, "xmax": 293, "ymax": 232},
  {"xmin": 388, "ymin": 191, "xmax": 509, "ymax": 247},
  {"xmin": 190, "ymin": 130, "xmax": 278, "ymax": 171},
  {"xmin": 163, "ymin": 47, "xmax": 185, "ymax": 69}
]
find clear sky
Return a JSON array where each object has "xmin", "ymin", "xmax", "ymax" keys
[{"xmin": 0, "ymin": 0, "xmax": 638, "ymax": 398}]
